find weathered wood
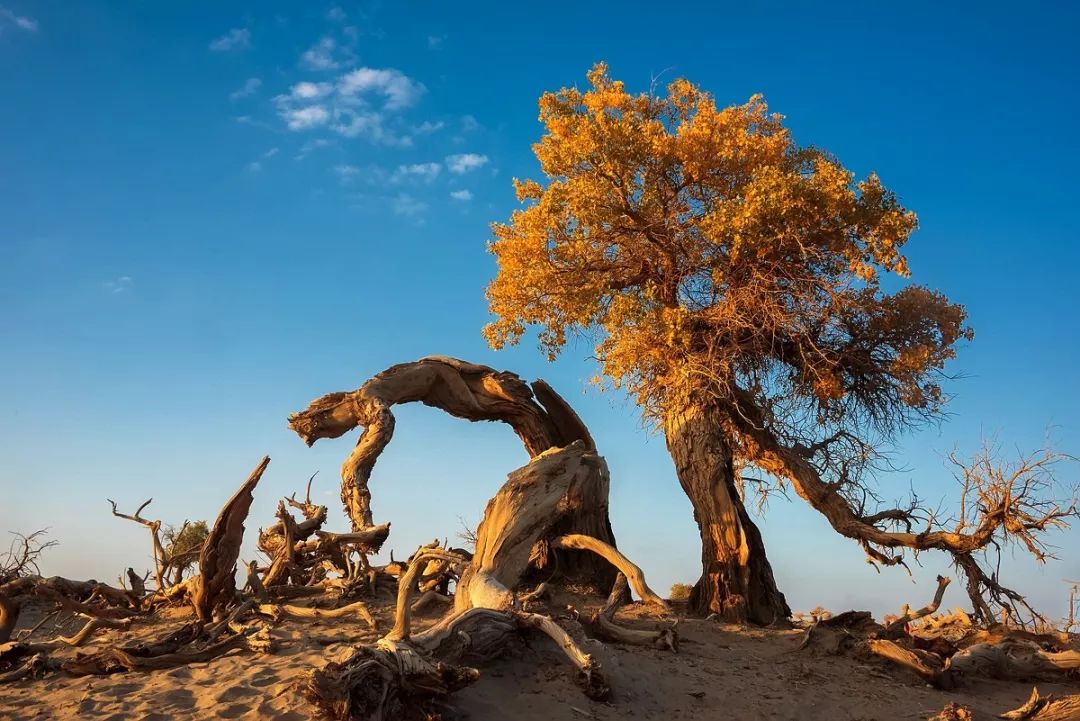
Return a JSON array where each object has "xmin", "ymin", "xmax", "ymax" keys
[
  {"xmin": 867, "ymin": 638, "xmax": 955, "ymax": 689},
  {"xmin": 551, "ymin": 534, "xmax": 669, "ymax": 611},
  {"xmin": 191, "ymin": 456, "xmax": 270, "ymax": 621},
  {"xmin": 1001, "ymin": 687, "xmax": 1080, "ymax": 721},
  {"xmin": 287, "ymin": 357, "xmax": 618, "ymax": 585}
]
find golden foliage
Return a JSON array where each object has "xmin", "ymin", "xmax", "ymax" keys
[{"xmin": 485, "ymin": 63, "xmax": 970, "ymax": 433}]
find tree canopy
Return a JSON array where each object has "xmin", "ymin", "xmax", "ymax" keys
[
  {"xmin": 485, "ymin": 65, "xmax": 1075, "ymax": 623},
  {"xmin": 485, "ymin": 63, "xmax": 970, "ymax": 436}
]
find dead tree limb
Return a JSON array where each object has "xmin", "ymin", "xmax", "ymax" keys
[
  {"xmin": 287, "ymin": 357, "xmax": 617, "ymax": 585},
  {"xmin": 191, "ymin": 456, "xmax": 270, "ymax": 621},
  {"xmin": 107, "ymin": 498, "xmax": 167, "ymax": 591},
  {"xmin": 257, "ymin": 600, "xmax": 376, "ymax": 629},
  {"xmin": 550, "ymin": 534, "xmax": 669, "ymax": 611},
  {"xmin": 883, "ymin": 575, "xmax": 951, "ymax": 638},
  {"xmin": 1001, "ymin": 687, "xmax": 1080, "ymax": 721}
]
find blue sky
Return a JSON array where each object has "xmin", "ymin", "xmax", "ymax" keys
[{"xmin": 2, "ymin": 2, "xmax": 1078, "ymax": 617}]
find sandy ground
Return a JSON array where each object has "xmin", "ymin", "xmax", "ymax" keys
[{"xmin": 1, "ymin": 597, "xmax": 1075, "ymax": 721}]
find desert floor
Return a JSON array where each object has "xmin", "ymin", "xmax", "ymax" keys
[{"xmin": 1, "ymin": 595, "xmax": 1073, "ymax": 721}]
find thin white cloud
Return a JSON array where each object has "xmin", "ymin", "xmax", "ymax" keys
[
  {"xmin": 427, "ymin": 35, "xmax": 445, "ymax": 49},
  {"xmin": 271, "ymin": 67, "xmax": 424, "ymax": 146},
  {"xmin": 338, "ymin": 68, "xmax": 425, "ymax": 111},
  {"xmin": 0, "ymin": 5, "xmax": 37, "ymax": 32},
  {"xmin": 209, "ymin": 28, "xmax": 251, "ymax": 52},
  {"xmin": 334, "ymin": 164, "xmax": 363, "ymax": 184},
  {"xmin": 229, "ymin": 77, "xmax": 262, "ymax": 101},
  {"xmin": 326, "ymin": 6, "xmax": 346, "ymax": 22},
  {"xmin": 450, "ymin": 189, "xmax": 473, "ymax": 201},
  {"xmin": 300, "ymin": 36, "xmax": 354, "ymax": 71},
  {"xmin": 263, "ymin": 147, "xmax": 279, "ymax": 158},
  {"xmin": 247, "ymin": 161, "xmax": 263, "ymax": 173},
  {"xmin": 290, "ymin": 81, "xmax": 333, "ymax": 100},
  {"xmin": 103, "ymin": 276, "xmax": 133, "ymax": 294},
  {"xmin": 461, "ymin": 115, "xmax": 481, "ymax": 132},
  {"xmin": 445, "ymin": 153, "xmax": 489, "ymax": 174},
  {"xmin": 392, "ymin": 193, "xmax": 427, "ymax": 217},
  {"xmin": 414, "ymin": 120, "xmax": 444, "ymax": 135},
  {"xmin": 282, "ymin": 105, "xmax": 330, "ymax": 130},
  {"xmin": 392, "ymin": 162, "xmax": 441, "ymax": 183},
  {"xmin": 296, "ymin": 138, "xmax": 333, "ymax": 160}
]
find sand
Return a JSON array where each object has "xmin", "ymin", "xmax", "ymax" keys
[{"xmin": 1, "ymin": 598, "xmax": 1073, "ymax": 720}]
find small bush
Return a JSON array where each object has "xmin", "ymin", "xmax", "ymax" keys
[{"xmin": 669, "ymin": 583, "xmax": 693, "ymax": 601}]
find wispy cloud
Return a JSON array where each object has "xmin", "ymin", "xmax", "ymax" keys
[
  {"xmin": 427, "ymin": 34, "xmax": 446, "ymax": 50},
  {"xmin": 296, "ymin": 138, "xmax": 333, "ymax": 160},
  {"xmin": 272, "ymin": 67, "xmax": 425, "ymax": 146},
  {"xmin": 338, "ymin": 68, "xmax": 424, "ymax": 111},
  {"xmin": 392, "ymin": 162, "xmax": 441, "ymax": 183},
  {"xmin": 229, "ymin": 77, "xmax": 262, "ymax": 101},
  {"xmin": 247, "ymin": 147, "xmax": 280, "ymax": 173},
  {"xmin": 414, "ymin": 120, "xmax": 444, "ymax": 135},
  {"xmin": 299, "ymin": 36, "xmax": 355, "ymax": 71},
  {"xmin": 461, "ymin": 115, "xmax": 481, "ymax": 132},
  {"xmin": 281, "ymin": 105, "xmax": 330, "ymax": 130},
  {"xmin": 326, "ymin": 6, "xmax": 347, "ymax": 22},
  {"xmin": 450, "ymin": 189, "xmax": 473, "ymax": 201},
  {"xmin": 103, "ymin": 276, "xmax": 133, "ymax": 294},
  {"xmin": 445, "ymin": 153, "xmax": 489, "ymax": 174},
  {"xmin": 392, "ymin": 193, "xmax": 428, "ymax": 217},
  {"xmin": 0, "ymin": 5, "xmax": 37, "ymax": 32},
  {"xmin": 209, "ymin": 28, "xmax": 251, "ymax": 52},
  {"xmin": 334, "ymin": 164, "xmax": 363, "ymax": 184}
]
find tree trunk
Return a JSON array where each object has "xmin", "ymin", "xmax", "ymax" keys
[{"xmin": 664, "ymin": 402, "xmax": 789, "ymax": 625}]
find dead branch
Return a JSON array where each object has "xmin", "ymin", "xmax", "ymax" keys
[
  {"xmin": 1001, "ymin": 687, "xmax": 1080, "ymax": 721},
  {"xmin": 883, "ymin": 575, "xmax": 951, "ymax": 638},
  {"xmin": 107, "ymin": 498, "xmax": 168, "ymax": 591},
  {"xmin": 190, "ymin": 456, "xmax": 270, "ymax": 621},
  {"xmin": 733, "ymin": 390, "xmax": 1079, "ymax": 626},
  {"xmin": 0, "ymin": 530, "xmax": 57, "ymax": 584},
  {"xmin": 257, "ymin": 600, "xmax": 376, "ymax": 629},
  {"xmin": 48, "ymin": 614, "xmax": 133, "ymax": 647},
  {"xmin": 63, "ymin": 623, "xmax": 273, "ymax": 675},
  {"xmin": 550, "ymin": 534, "xmax": 669, "ymax": 612},
  {"xmin": 517, "ymin": 612, "xmax": 610, "ymax": 699},
  {"xmin": 867, "ymin": 638, "xmax": 955, "ymax": 689}
]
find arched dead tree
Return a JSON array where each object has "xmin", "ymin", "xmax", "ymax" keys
[
  {"xmin": 298, "ymin": 441, "xmax": 673, "ymax": 719},
  {"xmin": 288, "ymin": 356, "xmax": 617, "ymax": 586}
]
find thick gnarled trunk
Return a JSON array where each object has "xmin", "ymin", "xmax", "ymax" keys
[{"xmin": 665, "ymin": 403, "xmax": 789, "ymax": 625}]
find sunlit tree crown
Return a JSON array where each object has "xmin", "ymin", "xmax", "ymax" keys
[{"xmin": 486, "ymin": 63, "xmax": 970, "ymax": 440}]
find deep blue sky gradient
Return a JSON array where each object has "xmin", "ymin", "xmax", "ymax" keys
[{"xmin": 2, "ymin": 1, "xmax": 1078, "ymax": 616}]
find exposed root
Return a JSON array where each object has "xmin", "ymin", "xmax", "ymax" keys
[
  {"xmin": 49, "ymin": 614, "xmax": 134, "ymax": 647},
  {"xmin": 517, "ymin": 611, "xmax": 610, "ymax": 700},
  {"xmin": 551, "ymin": 534, "xmax": 669, "ymax": 612},
  {"xmin": 257, "ymin": 600, "xmax": 376, "ymax": 630}
]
